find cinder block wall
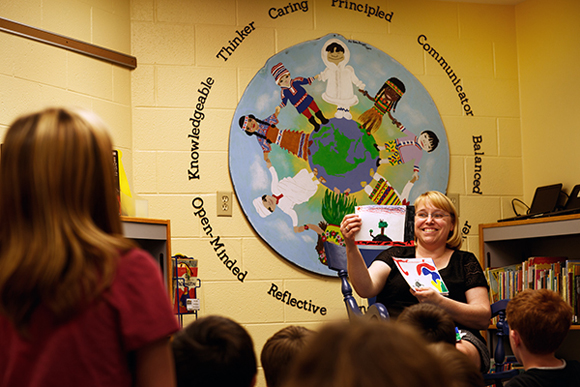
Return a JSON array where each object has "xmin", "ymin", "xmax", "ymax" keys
[
  {"xmin": 129, "ymin": 1, "xmax": 523, "ymax": 384},
  {"xmin": 0, "ymin": 1, "xmax": 133, "ymax": 174}
]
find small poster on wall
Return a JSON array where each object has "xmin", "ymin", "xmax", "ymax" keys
[{"xmin": 229, "ymin": 33, "xmax": 449, "ymax": 276}]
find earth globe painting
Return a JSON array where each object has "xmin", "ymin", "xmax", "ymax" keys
[{"xmin": 229, "ymin": 34, "xmax": 449, "ymax": 276}]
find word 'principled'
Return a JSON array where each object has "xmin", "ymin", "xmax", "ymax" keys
[{"xmin": 330, "ymin": 0, "xmax": 393, "ymax": 21}]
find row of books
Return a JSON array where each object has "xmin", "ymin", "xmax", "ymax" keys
[{"xmin": 484, "ymin": 256, "xmax": 580, "ymax": 323}]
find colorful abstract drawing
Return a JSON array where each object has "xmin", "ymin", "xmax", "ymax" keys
[
  {"xmin": 418, "ymin": 264, "xmax": 449, "ymax": 294},
  {"xmin": 229, "ymin": 34, "xmax": 449, "ymax": 276},
  {"xmin": 392, "ymin": 258, "xmax": 449, "ymax": 295}
]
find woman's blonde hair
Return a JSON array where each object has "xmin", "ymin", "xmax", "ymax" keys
[
  {"xmin": 414, "ymin": 191, "xmax": 462, "ymax": 250},
  {"xmin": 0, "ymin": 107, "xmax": 133, "ymax": 332}
]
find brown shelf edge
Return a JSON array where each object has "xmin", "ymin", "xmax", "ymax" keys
[{"xmin": 0, "ymin": 16, "xmax": 136, "ymax": 70}]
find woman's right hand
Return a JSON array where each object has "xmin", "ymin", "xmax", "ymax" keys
[{"xmin": 340, "ymin": 214, "xmax": 362, "ymax": 244}]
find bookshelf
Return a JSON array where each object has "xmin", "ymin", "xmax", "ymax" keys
[
  {"xmin": 479, "ymin": 213, "xmax": 580, "ymax": 360},
  {"xmin": 121, "ymin": 216, "xmax": 171, "ymax": 294}
]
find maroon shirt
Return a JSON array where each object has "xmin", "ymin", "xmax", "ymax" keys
[{"xmin": 1, "ymin": 248, "xmax": 179, "ymax": 387}]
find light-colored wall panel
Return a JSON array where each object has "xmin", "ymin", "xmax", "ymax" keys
[
  {"xmin": 13, "ymin": 39, "xmax": 68, "ymax": 89},
  {"xmin": 132, "ymin": 22, "xmax": 196, "ymax": 65},
  {"xmin": 157, "ymin": 0, "xmax": 236, "ymax": 26},
  {"xmin": 93, "ymin": 3, "xmax": 132, "ymax": 53},
  {"xmin": 42, "ymin": 0, "xmax": 92, "ymax": 42},
  {"xmin": 156, "ymin": 66, "xmax": 237, "ymax": 108},
  {"xmin": 443, "ymin": 115, "xmax": 497, "ymax": 156},
  {"xmin": 497, "ymin": 117, "xmax": 521, "ymax": 157},
  {"xmin": 131, "ymin": 64, "xmax": 156, "ymax": 106}
]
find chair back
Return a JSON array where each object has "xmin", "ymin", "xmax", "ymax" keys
[
  {"xmin": 483, "ymin": 299, "xmax": 520, "ymax": 386},
  {"xmin": 324, "ymin": 242, "xmax": 389, "ymax": 321}
]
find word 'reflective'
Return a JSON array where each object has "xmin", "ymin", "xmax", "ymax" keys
[
  {"xmin": 418, "ymin": 35, "xmax": 473, "ymax": 116},
  {"xmin": 216, "ymin": 22, "xmax": 256, "ymax": 61},
  {"xmin": 269, "ymin": 1, "xmax": 309, "ymax": 19},
  {"xmin": 330, "ymin": 0, "xmax": 393, "ymax": 21},
  {"xmin": 267, "ymin": 283, "xmax": 327, "ymax": 315},
  {"xmin": 473, "ymin": 136, "xmax": 484, "ymax": 194},
  {"xmin": 188, "ymin": 77, "xmax": 213, "ymax": 180}
]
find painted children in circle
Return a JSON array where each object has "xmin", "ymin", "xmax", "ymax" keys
[
  {"xmin": 361, "ymin": 167, "xmax": 415, "ymax": 206},
  {"xmin": 375, "ymin": 118, "xmax": 439, "ymax": 183},
  {"xmin": 253, "ymin": 162, "xmax": 325, "ymax": 234},
  {"xmin": 359, "ymin": 77, "xmax": 405, "ymax": 134},
  {"xmin": 318, "ymin": 38, "xmax": 366, "ymax": 120},
  {"xmin": 239, "ymin": 106, "xmax": 311, "ymax": 162},
  {"xmin": 271, "ymin": 62, "xmax": 329, "ymax": 132}
]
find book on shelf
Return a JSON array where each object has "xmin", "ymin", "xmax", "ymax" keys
[
  {"xmin": 172, "ymin": 254, "xmax": 200, "ymax": 314},
  {"xmin": 485, "ymin": 256, "xmax": 580, "ymax": 324},
  {"xmin": 112, "ymin": 150, "xmax": 120, "ymax": 214}
]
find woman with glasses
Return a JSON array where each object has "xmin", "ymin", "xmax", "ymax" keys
[{"xmin": 340, "ymin": 191, "xmax": 491, "ymax": 372}]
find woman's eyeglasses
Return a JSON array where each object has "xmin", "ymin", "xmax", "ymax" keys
[{"xmin": 415, "ymin": 212, "xmax": 450, "ymax": 220}]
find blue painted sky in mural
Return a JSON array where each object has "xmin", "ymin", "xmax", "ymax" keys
[{"xmin": 229, "ymin": 33, "xmax": 449, "ymax": 276}]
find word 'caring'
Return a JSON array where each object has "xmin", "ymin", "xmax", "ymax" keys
[
  {"xmin": 267, "ymin": 283, "xmax": 327, "ymax": 315},
  {"xmin": 216, "ymin": 22, "xmax": 256, "ymax": 61},
  {"xmin": 188, "ymin": 77, "xmax": 214, "ymax": 180},
  {"xmin": 473, "ymin": 136, "xmax": 484, "ymax": 195},
  {"xmin": 331, "ymin": 0, "xmax": 393, "ymax": 21},
  {"xmin": 418, "ymin": 35, "xmax": 473, "ymax": 116},
  {"xmin": 192, "ymin": 197, "xmax": 248, "ymax": 282},
  {"xmin": 269, "ymin": 1, "xmax": 308, "ymax": 19}
]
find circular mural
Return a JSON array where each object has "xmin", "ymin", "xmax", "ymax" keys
[{"xmin": 229, "ymin": 33, "xmax": 449, "ymax": 276}]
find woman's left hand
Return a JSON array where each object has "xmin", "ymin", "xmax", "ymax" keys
[{"xmin": 410, "ymin": 287, "xmax": 442, "ymax": 304}]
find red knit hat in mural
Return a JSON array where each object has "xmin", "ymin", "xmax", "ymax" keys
[{"xmin": 271, "ymin": 62, "xmax": 290, "ymax": 85}]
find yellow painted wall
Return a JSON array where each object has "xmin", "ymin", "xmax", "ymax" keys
[
  {"xmin": 516, "ymin": 0, "xmax": 580, "ymax": 202},
  {"xmin": 2, "ymin": 0, "xmax": 579, "ymax": 386},
  {"xmin": 0, "ymin": 0, "xmax": 133, "ymax": 177},
  {"xmin": 129, "ymin": 1, "xmax": 522, "ymax": 384}
]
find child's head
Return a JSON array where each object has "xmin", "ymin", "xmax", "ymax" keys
[
  {"xmin": 239, "ymin": 114, "xmax": 259, "ymax": 134},
  {"xmin": 381, "ymin": 77, "xmax": 405, "ymax": 100},
  {"xmin": 397, "ymin": 303, "xmax": 456, "ymax": 345},
  {"xmin": 271, "ymin": 62, "xmax": 291, "ymax": 88},
  {"xmin": 254, "ymin": 195, "xmax": 276, "ymax": 217},
  {"xmin": 1, "ymin": 107, "xmax": 121, "ymax": 235},
  {"xmin": 377, "ymin": 77, "xmax": 405, "ymax": 111},
  {"xmin": 428, "ymin": 342, "xmax": 485, "ymax": 387},
  {"xmin": 0, "ymin": 107, "xmax": 132, "ymax": 331},
  {"xmin": 261, "ymin": 325, "xmax": 314, "ymax": 387},
  {"xmin": 507, "ymin": 289, "xmax": 573, "ymax": 355},
  {"xmin": 172, "ymin": 315, "xmax": 257, "ymax": 387},
  {"xmin": 419, "ymin": 130, "xmax": 439, "ymax": 152},
  {"xmin": 325, "ymin": 42, "xmax": 345, "ymax": 65},
  {"xmin": 284, "ymin": 319, "xmax": 448, "ymax": 387}
]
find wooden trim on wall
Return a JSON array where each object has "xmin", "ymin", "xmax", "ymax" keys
[{"xmin": 0, "ymin": 16, "xmax": 136, "ymax": 70}]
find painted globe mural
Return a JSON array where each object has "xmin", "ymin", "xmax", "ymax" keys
[
  {"xmin": 308, "ymin": 118, "xmax": 379, "ymax": 194},
  {"xmin": 229, "ymin": 34, "xmax": 449, "ymax": 276}
]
